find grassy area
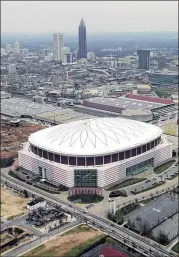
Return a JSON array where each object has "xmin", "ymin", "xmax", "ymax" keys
[
  {"xmin": 154, "ymin": 160, "xmax": 175, "ymax": 174},
  {"xmin": 131, "ymin": 182, "xmax": 166, "ymax": 195},
  {"xmin": 107, "ymin": 178, "xmax": 146, "ymax": 191},
  {"xmin": 162, "ymin": 122, "xmax": 178, "ymax": 136},
  {"xmin": 62, "ymin": 225, "xmax": 92, "ymax": 236},
  {"xmin": 23, "ymin": 225, "xmax": 106, "ymax": 257},
  {"xmin": 172, "ymin": 242, "xmax": 179, "ymax": 253},
  {"xmin": 23, "ymin": 245, "xmax": 44, "ymax": 257},
  {"xmin": 64, "ymin": 234, "xmax": 106, "ymax": 257}
]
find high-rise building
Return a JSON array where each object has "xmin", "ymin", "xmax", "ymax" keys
[
  {"xmin": 78, "ymin": 18, "xmax": 87, "ymax": 60},
  {"xmin": 137, "ymin": 49, "xmax": 150, "ymax": 70},
  {"xmin": 53, "ymin": 33, "xmax": 64, "ymax": 62},
  {"xmin": 12, "ymin": 41, "xmax": 21, "ymax": 54},
  {"xmin": 6, "ymin": 44, "xmax": 12, "ymax": 53},
  {"xmin": 61, "ymin": 47, "xmax": 72, "ymax": 64}
]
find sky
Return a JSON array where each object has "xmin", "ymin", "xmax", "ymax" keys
[{"xmin": 1, "ymin": 1, "xmax": 178, "ymax": 34}]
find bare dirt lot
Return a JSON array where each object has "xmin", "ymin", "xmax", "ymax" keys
[
  {"xmin": 1, "ymin": 121, "xmax": 46, "ymax": 148},
  {"xmin": 1, "ymin": 187, "xmax": 30, "ymax": 220},
  {"xmin": 24, "ymin": 225, "xmax": 104, "ymax": 257}
]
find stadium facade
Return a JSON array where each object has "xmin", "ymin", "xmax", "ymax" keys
[{"xmin": 18, "ymin": 118, "xmax": 173, "ymax": 189}]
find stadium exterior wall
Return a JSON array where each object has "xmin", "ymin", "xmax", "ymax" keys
[{"xmin": 18, "ymin": 139, "xmax": 173, "ymax": 188}]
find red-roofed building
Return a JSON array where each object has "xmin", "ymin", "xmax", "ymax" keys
[
  {"xmin": 98, "ymin": 247, "xmax": 128, "ymax": 257},
  {"xmin": 126, "ymin": 94, "xmax": 173, "ymax": 105}
]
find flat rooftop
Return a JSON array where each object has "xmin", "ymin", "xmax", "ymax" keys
[
  {"xmin": 1, "ymin": 98, "xmax": 62, "ymax": 117},
  {"xmin": 84, "ymin": 97, "xmax": 164, "ymax": 111},
  {"xmin": 35, "ymin": 109, "xmax": 97, "ymax": 123}
]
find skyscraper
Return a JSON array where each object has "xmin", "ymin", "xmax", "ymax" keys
[
  {"xmin": 53, "ymin": 33, "xmax": 64, "ymax": 62},
  {"xmin": 12, "ymin": 41, "xmax": 21, "ymax": 54},
  {"xmin": 137, "ymin": 50, "xmax": 150, "ymax": 70},
  {"xmin": 78, "ymin": 18, "xmax": 87, "ymax": 60}
]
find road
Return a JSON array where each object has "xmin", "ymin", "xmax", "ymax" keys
[
  {"xmin": 1, "ymin": 170, "xmax": 177, "ymax": 257},
  {"xmin": 2, "ymin": 220, "xmax": 83, "ymax": 257}
]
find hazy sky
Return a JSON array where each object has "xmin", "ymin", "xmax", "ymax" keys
[{"xmin": 2, "ymin": 1, "xmax": 178, "ymax": 34}]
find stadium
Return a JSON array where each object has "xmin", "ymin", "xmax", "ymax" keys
[{"xmin": 18, "ymin": 117, "xmax": 173, "ymax": 192}]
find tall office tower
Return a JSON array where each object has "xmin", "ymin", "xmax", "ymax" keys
[
  {"xmin": 78, "ymin": 18, "xmax": 87, "ymax": 60},
  {"xmin": 6, "ymin": 44, "xmax": 12, "ymax": 53},
  {"xmin": 61, "ymin": 47, "xmax": 72, "ymax": 64},
  {"xmin": 137, "ymin": 49, "xmax": 150, "ymax": 70},
  {"xmin": 53, "ymin": 33, "xmax": 64, "ymax": 62},
  {"xmin": 12, "ymin": 41, "xmax": 21, "ymax": 54}
]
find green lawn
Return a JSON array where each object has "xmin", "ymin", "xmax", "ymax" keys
[
  {"xmin": 131, "ymin": 182, "xmax": 166, "ymax": 195},
  {"xmin": 172, "ymin": 242, "xmax": 179, "ymax": 253},
  {"xmin": 162, "ymin": 122, "xmax": 178, "ymax": 136},
  {"xmin": 107, "ymin": 178, "xmax": 146, "ymax": 191},
  {"xmin": 64, "ymin": 234, "xmax": 106, "ymax": 257},
  {"xmin": 62, "ymin": 224, "xmax": 92, "ymax": 236},
  {"xmin": 154, "ymin": 160, "xmax": 175, "ymax": 174}
]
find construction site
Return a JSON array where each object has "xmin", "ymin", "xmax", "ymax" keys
[{"xmin": 0, "ymin": 117, "xmax": 46, "ymax": 167}]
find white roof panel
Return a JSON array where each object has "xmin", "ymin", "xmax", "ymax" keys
[{"xmin": 29, "ymin": 117, "xmax": 162, "ymax": 157}]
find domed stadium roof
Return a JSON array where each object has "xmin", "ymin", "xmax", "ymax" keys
[{"xmin": 29, "ymin": 117, "xmax": 162, "ymax": 156}]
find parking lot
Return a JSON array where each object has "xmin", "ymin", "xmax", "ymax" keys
[
  {"xmin": 124, "ymin": 193, "xmax": 178, "ymax": 233},
  {"xmin": 124, "ymin": 164, "xmax": 178, "ymax": 196}
]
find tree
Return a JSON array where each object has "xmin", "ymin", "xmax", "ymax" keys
[
  {"xmin": 157, "ymin": 231, "xmax": 169, "ymax": 245},
  {"xmin": 23, "ymin": 190, "xmax": 28, "ymax": 198},
  {"xmin": 142, "ymin": 221, "xmax": 150, "ymax": 236}
]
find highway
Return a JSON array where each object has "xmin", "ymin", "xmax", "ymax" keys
[{"xmin": 1, "ymin": 171, "xmax": 177, "ymax": 257}]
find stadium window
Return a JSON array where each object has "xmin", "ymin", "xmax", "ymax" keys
[
  {"xmin": 104, "ymin": 155, "xmax": 111, "ymax": 164},
  {"xmin": 77, "ymin": 157, "xmax": 85, "ymax": 166},
  {"xmin": 95, "ymin": 156, "xmax": 103, "ymax": 165},
  {"xmin": 69, "ymin": 157, "xmax": 76, "ymax": 166},
  {"xmin": 131, "ymin": 148, "xmax": 137, "ymax": 157},
  {"xmin": 125, "ymin": 150, "xmax": 131, "ymax": 159},
  {"xmin": 147, "ymin": 143, "xmax": 150, "ymax": 151},
  {"xmin": 61, "ymin": 155, "xmax": 68, "ymax": 165},
  {"xmin": 112, "ymin": 153, "xmax": 118, "ymax": 162},
  {"xmin": 54, "ymin": 154, "xmax": 60, "ymax": 163},
  {"xmin": 151, "ymin": 140, "xmax": 154, "ymax": 149},
  {"xmin": 34, "ymin": 146, "xmax": 37, "ymax": 155},
  {"xmin": 43, "ymin": 150, "xmax": 48, "ymax": 159},
  {"xmin": 86, "ymin": 157, "xmax": 94, "ymax": 166},
  {"xmin": 142, "ymin": 144, "xmax": 146, "ymax": 153},
  {"xmin": 38, "ymin": 148, "xmax": 42, "ymax": 157},
  {"xmin": 137, "ymin": 147, "xmax": 141, "ymax": 155},
  {"xmin": 48, "ymin": 152, "xmax": 54, "ymax": 161},
  {"xmin": 119, "ymin": 152, "xmax": 124, "ymax": 160}
]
